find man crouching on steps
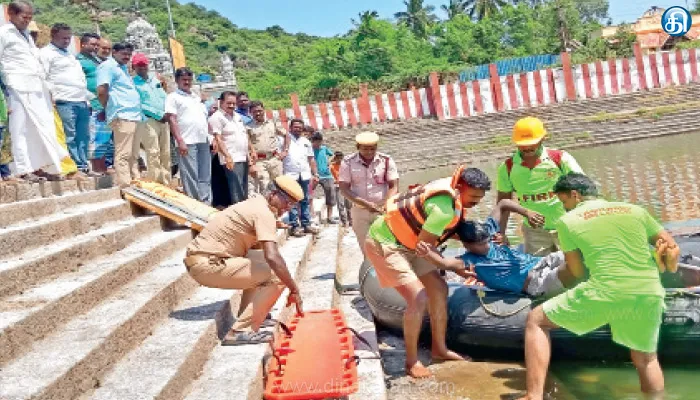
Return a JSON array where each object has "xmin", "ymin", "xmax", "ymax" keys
[
  {"xmin": 364, "ymin": 166, "xmax": 491, "ymax": 378},
  {"xmin": 184, "ymin": 176, "xmax": 305, "ymax": 346}
]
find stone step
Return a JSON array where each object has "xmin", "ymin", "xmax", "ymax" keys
[
  {"xmin": 183, "ymin": 235, "xmax": 314, "ymax": 400},
  {"xmin": 0, "ymin": 215, "xmax": 165, "ymax": 298},
  {"xmin": 297, "ymin": 226, "xmax": 339, "ymax": 311},
  {"xmin": 78, "ymin": 235, "xmax": 314, "ymax": 400},
  {"xmin": 326, "ymin": 85, "xmax": 700, "ymax": 143},
  {"xmin": 0, "ymin": 251, "xmax": 198, "ymax": 400},
  {"xmin": 0, "ymin": 198, "xmax": 132, "ymax": 260},
  {"xmin": 345, "ymin": 108, "xmax": 700, "ymax": 152},
  {"xmin": 393, "ymin": 116, "xmax": 699, "ymax": 169},
  {"xmin": 0, "ymin": 175, "xmax": 114, "ymax": 205},
  {"xmin": 0, "ymin": 228, "xmax": 192, "ymax": 365},
  {"xmin": 82, "ymin": 287, "xmax": 237, "ymax": 400},
  {"xmin": 0, "ymin": 187, "xmax": 121, "ymax": 228}
]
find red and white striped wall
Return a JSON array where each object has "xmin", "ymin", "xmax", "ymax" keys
[{"xmin": 267, "ymin": 44, "xmax": 700, "ymax": 130}]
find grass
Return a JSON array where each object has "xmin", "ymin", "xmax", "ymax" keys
[
  {"xmin": 584, "ymin": 101, "xmax": 700, "ymax": 123},
  {"xmin": 462, "ymin": 133, "xmax": 511, "ymax": 152},
  {"xmin": 573, "ymin": 131, "xmax": 593, "ymax": 141}
]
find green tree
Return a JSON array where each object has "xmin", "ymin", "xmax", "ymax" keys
[
  {"xmin": 464, "ymin": 0, "xmax": 508, "ymax": 21},
  {"xmin": 441, "ymin": 0, "xmax": 467, "ymax": 20},
  {"xmin": 575, "ymin": 0, "xmax": 609, "ymax": 24},
  {"xmin": 394, "ymin": 0, "xmax": 438, "ymax": 38},
  {"xmin": 69, "ymin": 0, "xmax": 101, "ymax": 34}
]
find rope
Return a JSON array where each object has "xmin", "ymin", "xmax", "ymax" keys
[
  {"xmin": 665, "ymin": 289, "xmax": 700, "ymax": 298},
  {"xmin": 476, "ymin": 289, "xmax": 532, "ymax": 318}
]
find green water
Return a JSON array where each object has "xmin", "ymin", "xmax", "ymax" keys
[
  {"xmin": 551, "ymin": 362, "xmax": 698, "ymax": 400},
  {"xmin": 403, "ymin": 132, "xmax": 700, "ymax": 399}
]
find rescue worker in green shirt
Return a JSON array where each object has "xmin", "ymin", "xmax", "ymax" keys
[
  {"xmin": 496, "ymin": 117, "xmax": 584, "ymax": 255},
  {"xmin": 520, "ymin": 173, "xmax": 681, "ymax": 400}
]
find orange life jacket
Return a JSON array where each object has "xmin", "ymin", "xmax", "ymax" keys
[{"xmin": 384, "ymin": 166, "xmax": 465, "ymax": 250}]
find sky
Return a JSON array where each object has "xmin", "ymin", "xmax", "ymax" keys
[{"xmin": 192, "ymin": 0, "xmax": 695, "ymax": 37}]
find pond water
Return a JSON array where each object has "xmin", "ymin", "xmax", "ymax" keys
[{"xmin": 398, "ymin": 132, "xmax": 700, "ymax": 399}]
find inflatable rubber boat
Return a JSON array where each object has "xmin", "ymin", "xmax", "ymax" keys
[{"xmin": 360, "ymin": 232, "xmax": 700, "ymax": 361}]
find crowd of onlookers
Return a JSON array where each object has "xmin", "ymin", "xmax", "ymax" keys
[{"xmin": 0, "ymin": 0, "xmax": 373, "ymax": 238}]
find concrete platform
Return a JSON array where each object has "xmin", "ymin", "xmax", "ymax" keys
[
  {"xmin": 334, "ymin": 228, "xmax": 388, "ymax": 400},
  {"xmin": 0, "ymin": 187, "xmax": 121, "ymax": 228},
  {"xmin": 0, "ymin": 215, "xmax": 166, "ymax": 298},
  {"xmin": 0, "ymin": 198, "xmax": 132, "ymax": 258},
  {"xmin": 0, "ymin": 175, "xmax": 114, "ymax": 205},
  {"xmin": 0, "ymin": 252, "xmax": 197, "ymax": 400},
  {"xmin": 84, "ymin": 287, "xmax": 236, "ymax": 400},
  {"xmin": 0, "ymin": 229, "xmax": 192, "ymax": 365}
]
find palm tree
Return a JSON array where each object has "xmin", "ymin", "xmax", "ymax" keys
[
  {"xmin": 351, "ymin": 10, "xmax": 380, "ymax": 42},
  {"xmin": 352, "ymin": 10, "xmax": 380, "ymax": 27},
  {"xmin": 394, "ymin": 0, "xmax": 438, "ymax": 38},
  {"xmin": 441, "ymin": 0, "xmax": 467, "ymax": 20},
  {"xmin": 464, "ymin": 0, "xmax": 507, "ymax": 21}
]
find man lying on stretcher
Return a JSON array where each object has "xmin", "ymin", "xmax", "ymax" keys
[{"xmin": 417, "ymin": 198, "xmax": 681, "ymax": 297}]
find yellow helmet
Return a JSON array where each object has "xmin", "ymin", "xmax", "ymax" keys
[{"xmin": 512, "ymin": 117, "xmax": 547, "ymax": 146}]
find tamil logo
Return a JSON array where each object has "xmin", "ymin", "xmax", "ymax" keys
[{"xmin": 662, "ymin": 6, "xmax": 692, "ymax": 37}]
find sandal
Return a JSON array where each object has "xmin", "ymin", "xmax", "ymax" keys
[
  {"xmin": 66, "ymin": 171, "xmax": 89, "ymax": 181},
  {"xmin": 36, "ymin": 170, "xmax": 65, "ymax": 181},
  {"xmin": 221, "ymin": 330, "xmax": 273, "ymax": 346},
  {"xmin": 19, "ymin": 173, "xmax": 46, "ymax": 183}
]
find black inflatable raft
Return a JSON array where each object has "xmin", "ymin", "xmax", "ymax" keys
[{"xmin": 360, "ymin": 233, "xmax": 700, "ymax": 361}]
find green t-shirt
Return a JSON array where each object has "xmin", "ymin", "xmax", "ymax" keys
[
  {"xmin": 76, "ymin": 53, "xmax": 103, "ymax": 111},
  {"xmin": 369, "ymin": 194, "xmax": 456, "ymax": 246},
  {"xmin": 497, "ymin": 147, "xmax": 583, "ymax": 230},
  {"xmin": 556, "ymin": 199, "xmax": 664, "ymax": 297}
]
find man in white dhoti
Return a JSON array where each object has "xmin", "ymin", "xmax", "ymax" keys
[{"xmin": 0, "ymin": 0, "xmax": 68, "ymax": 182}]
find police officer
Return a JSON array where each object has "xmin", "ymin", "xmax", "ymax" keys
[
  {"xmin": 338, "ymin": 131, "xmax": 399, "ymax": 255},
  {"xmin": 183, "ymin": 176, "xmax": 304, "ymax": 345}
]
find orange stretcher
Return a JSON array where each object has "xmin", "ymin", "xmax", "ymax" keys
[
  {"xmin": 122, "ymin": 180, "xmax": 218, "ymax": 231},
  {"xmin": 264, "ymin": 309, "xmax": 368, "ymax": 400}
]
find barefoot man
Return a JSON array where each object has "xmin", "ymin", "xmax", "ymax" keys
[
  {"xmin": 520, "ymin": 173, "xmax": 680, "ymax": 399},
  {"xmin": 364, "ymin": 166, "xmax": 491, "ymax": 378}
]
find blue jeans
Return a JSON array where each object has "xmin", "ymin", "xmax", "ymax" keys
[
  {"xmin": 0, "ymin": 127, "xmax": 8, "ymax": 178},
  {"xmin": 180, "ymin": 143, "xmax": 212, "ymax": 205},
  {"xmin": 56, "ymin": 101, "xmax": 91, "ymax": 171},
  {"xmin": 288, "ymin": 177, "xmax": 311, "ymax": 228}
]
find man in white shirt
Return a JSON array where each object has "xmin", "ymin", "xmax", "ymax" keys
[
  {"xmin": 208, "ymin": 91, "xmax": 252, "ymax": 205},
  {"xmin": 283, "ymin": 118, "xmax": 320, "ymax": 237},
  {"xmin": 0, "ymin": 0, "xmax": 69, "ymax": 182},
  {"xmin": 165, "ymin": 67, "xmax": 211, "ymax": 204},
  {"xmin": 40, "ymin": 23, "xmax": 93, "ymax": 177}
]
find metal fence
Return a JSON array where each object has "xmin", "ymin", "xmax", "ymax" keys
[{"xmin": 459, "ymin": 54, "xmax": 561, "ymax": 81}]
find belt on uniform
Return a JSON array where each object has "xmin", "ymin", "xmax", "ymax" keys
[
  {"xmin": 184, "ymin": 253, "xmax": 209, "ymax": 272},
  {"xmin": 256, "ymin": 152, "xmax": 276, "ymax": 160}
]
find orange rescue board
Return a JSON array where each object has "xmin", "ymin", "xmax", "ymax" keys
[{"xmin": 265, "ymin": 309, "xmax": 359, "ymax": 400}]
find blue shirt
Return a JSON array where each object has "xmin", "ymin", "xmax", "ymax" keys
[
  {"xmin": 458, "ymin": 217, "xmax": 542, "ymax": 293},
  {"xmin": 133, "ymin": 73, "xmax": 166, "ymax": 120},
  {"xmin": 96, "ymin": 58, "xmax": 143, "ymax": 123},
  {"xmin": 236, "ymin": 108, "xmax": 252, "ymax": 125},
  {"xmin": 313, "ymin": 145, "xmax": 334, "ymax": 179}
]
